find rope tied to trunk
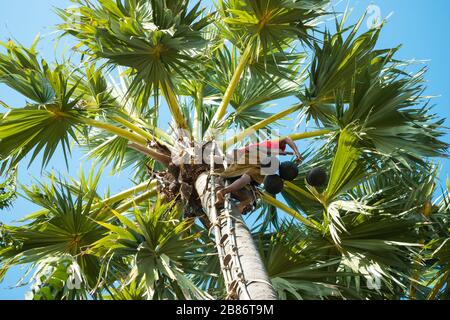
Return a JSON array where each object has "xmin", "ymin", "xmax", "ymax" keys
[
  {"xmin": 207, "ymin": 140, "xmax": 234, "ymax": 295},
  {"xmin": 206, "ymin": 140, "xmax": 251, "ymax": 300},
  {"xmin": 219, "ymin": 144, "xmax": 251, "ymax": 300},
  {"xmin": 245, "ymin": 279, "xmax": 274, "ymax": 287}
]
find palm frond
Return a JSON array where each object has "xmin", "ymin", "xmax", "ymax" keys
[
  {"xmin": 341, "ymin": 67, "xmax": 448, "ymax": 166},
  {"xmin": 304, "ymin": 12, "xmax": 394, "ymax": 111},
  {"xmin": 324, "ymin": 127, "xmax": 366, "ymax": 202},
  {"xmin": 58, "ymin": 0, "xmax": 211, "ymax": 110},
  {"xmin": 92, "ymin": 199, "xmax": 211, "ymax": 300},
  {"xmin": 217, "ymin": 0, "xmax": 329, "ymax": 56},
  {"xmin": 0, "ymin": 40, "xmax": 86, "ymax": 172},
  {"xmin": 0, "ymin": 179, "xmax": 106, "ymax": 293}
]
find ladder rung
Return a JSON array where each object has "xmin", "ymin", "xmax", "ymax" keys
[
  {"xmin": 228, "ymin": 280, "xmax": 239, "ymax": 291},
  {"xmin": 223, "ymin": 254, "xmax": 232, "ymax": 266},
  {"xmin": 220, "ymin": 234, "xmax": 229, "ymax": 244}
]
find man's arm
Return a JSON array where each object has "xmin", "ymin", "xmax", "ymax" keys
[{"xmin": 282, "ymin": 137, "xmax": 303, "ymax": 163}]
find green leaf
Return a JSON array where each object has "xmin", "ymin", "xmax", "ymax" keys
[
  {"xmin": 218, "ymin": 0, "xmax": 329, "ymax": 56},
  {"xmin": 0, "ymin": 108, "xmax": 81, "ymax": 171},
  {"xmin": 0, "ymin": 38, "xmax": 55, "ymax": 104},
  {"xmin": 324, "ymin": 127, "xmax": 365, "ymax": 202},
  {"xmin": 303, "ymin": 12, "xmax": 396, "ymax": 125},
  {"xmin": 58, "ymin": 0, "xmax": 211, "ymax": 101}
]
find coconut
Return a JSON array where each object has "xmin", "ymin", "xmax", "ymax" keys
[
  {"xmin": 264, "ymin": 175, "xmax": 284, "ymax": 195},
  {"xmin": 306, "ymin": 168, "xmax": 328, "ymax": 187},
  {"xmin": 279, "ymin": 161, "xmax": 299, "ymax": 181}
]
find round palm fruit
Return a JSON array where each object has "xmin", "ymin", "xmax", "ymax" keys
[
  {"xmin": 264, "ymin": 175, "xmax": 285, "ymax": 195},
  {"xmin": 279, "ymin": 161, "xmax": 299, "ymax": 181},
  {"xmin": 306, "ymin": 168, "xmax": 328, "ymax": 187}
]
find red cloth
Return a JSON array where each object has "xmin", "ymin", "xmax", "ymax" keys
[{"xmin": 239, "ymin": 140, "xmax": 287, "ymax": 153}]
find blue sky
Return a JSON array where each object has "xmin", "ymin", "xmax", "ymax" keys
[{"xmin": 1, "ymin": 0, "xmax": 450, "ymax": 299}]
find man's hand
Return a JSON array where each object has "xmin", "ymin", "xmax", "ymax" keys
[
  {"xmin": 294, "ymin": 153, "xmax": 303, "ymax": 164},
  {"xmin": 283, "ymin": 137, "xmax": 303, "ymax": 164}
]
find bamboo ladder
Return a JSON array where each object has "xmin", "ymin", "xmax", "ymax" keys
[{"xmin": 208, "ymin": 140, "xmax": 251, "ymax": 300}]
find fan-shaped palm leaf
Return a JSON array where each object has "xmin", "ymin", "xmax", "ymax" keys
[
  {"xmin": 58, "ymin": 0, "xmax": 211, "ymax": 129},
  {"xmin": 217, "ymin": 0, "xmax": 329, "ymax": 54},
  {"xmin": 0, "ymin": 180, "xmax": 106, "ymax": 293},
  {"xmin": 92, "ymin": 199, "xmax": 211, "ymax": 299}
]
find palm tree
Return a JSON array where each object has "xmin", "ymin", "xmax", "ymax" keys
[{"xmin": 0, "ymin": 0, "xmax": 449, "ymax": 300}]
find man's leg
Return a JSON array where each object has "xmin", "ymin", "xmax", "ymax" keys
[
  {"xmin": 216, "ymin": 174, "xmax": 252, "ymax": 204},
  {"xmin": 232, "ymin": 188, "xmax": 256, "ymax": 214}
]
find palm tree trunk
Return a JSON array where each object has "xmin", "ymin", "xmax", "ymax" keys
[{"xmin": 195, "ymin": 173, "xmax": 277, "ymax": 300}]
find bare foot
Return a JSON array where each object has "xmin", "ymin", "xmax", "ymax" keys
[
  {"xmin": 215, "ymin": 189, "xmax": 226, "ymax": 206},
  {"xmin": 237, "ymin": 201, "xmax": 253, "ymax": 215}
]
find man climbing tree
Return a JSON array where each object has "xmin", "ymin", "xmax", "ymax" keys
[{"xmin": 216, "ymin": 137, "xmax": 303, "ymax": 213}]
